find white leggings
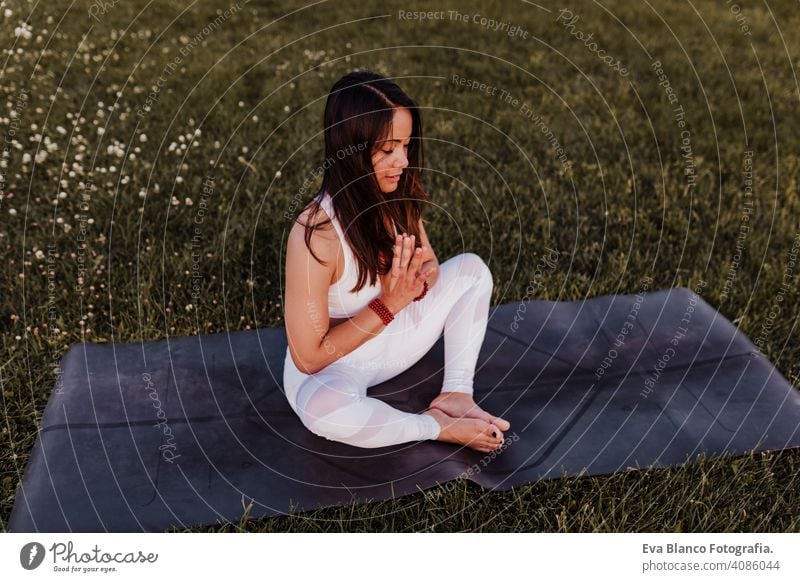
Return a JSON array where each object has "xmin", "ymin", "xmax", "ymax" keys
[{"xmin": 282, "ymin": 252, "xmax": 494, "ymax": 448}]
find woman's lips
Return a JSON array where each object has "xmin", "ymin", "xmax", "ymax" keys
[{"xmin": 386, "ymin": 174, "xmax": 401, "ymax": 181}]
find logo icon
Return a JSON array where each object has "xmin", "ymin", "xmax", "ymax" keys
[{"xmin": 20, "ymin": 542, "xmax": 46, "ymax": 570}]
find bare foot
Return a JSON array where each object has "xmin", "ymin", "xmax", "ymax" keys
[
  {"xmin": 422, "ymin": 408, "xmax": 503, "ymax": 453},
  {"xmin": 428, "ymin": 392, "xmax": 511, "ymax": 432}
]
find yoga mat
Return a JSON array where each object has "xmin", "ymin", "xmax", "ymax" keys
[{"xmin": 9, "ymin": 287, "xmax": 800, "ymax": 532}]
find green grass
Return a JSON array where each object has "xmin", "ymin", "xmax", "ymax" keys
[{"xmin": 2, "ymin": 0, "xmax": 800, "ymax": 532}]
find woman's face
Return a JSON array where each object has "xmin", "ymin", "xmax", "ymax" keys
[{"xmin": 371, "ymin": 107, "xmax": 412, "ymax": 194}]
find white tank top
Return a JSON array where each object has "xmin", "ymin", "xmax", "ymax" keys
[{"xmin": 316, "ymin": 191, "xmax": 397, "ymax": 318}]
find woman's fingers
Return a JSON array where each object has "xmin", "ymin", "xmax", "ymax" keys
[
  {"xmin": 389, "ymin": 235, "xmax": 402, "ymax": 279},
  {"xmin": 409, "ymin": 243, "xmax": 425, "ymax": 273},
  {"xmin": 420, "ymin": 264, "xmax": 436, "ymax": 279},
  {"xmin": 400, "ymin": 234, "xmax": 413, "ymax": 270},
  {"xmin": 388, "ymin": 234, "xmax": 431, "ymax": 298},
  {"xmin": 407, "ymin": 250, "xmax": 425, "ymax": 289}
]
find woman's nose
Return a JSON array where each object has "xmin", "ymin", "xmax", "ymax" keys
[{"xmin": 395, "ymin": 151, "xmax": 409, "ymax": 169}]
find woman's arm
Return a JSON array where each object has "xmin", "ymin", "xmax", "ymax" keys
[
  {"xmin": 285, "ymin": 212, "xmax": 389, "ymax": 375},
  {"xmin": 286, "ymin": 211, "xmax": 437, "ymax": 375}
]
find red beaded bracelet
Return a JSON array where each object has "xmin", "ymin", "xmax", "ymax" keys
[
  {"xmin": 368, "ymin": 297, "xmax": 394, "ymax": 325},
  {"xmin": 413, "ymin": 280, "xmax": 429, "ymax": 302}
]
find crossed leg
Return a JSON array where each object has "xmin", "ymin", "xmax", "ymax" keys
[
  {"xmin": 285, "ymin": 253, "xmax": 508, "ymax": 449},
  {"xmin": 375, "ymin": 252, "xmax": 511, "ymax": 432}
]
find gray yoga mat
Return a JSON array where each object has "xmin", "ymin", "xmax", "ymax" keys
[{"xmin": 9, "ymin": 287, "xmax": 800, "ymax": 532}]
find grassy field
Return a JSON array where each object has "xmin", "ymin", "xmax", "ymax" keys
[{"xmin": 2, "ymin": 0, "xmax": 800, "ymax": 532}]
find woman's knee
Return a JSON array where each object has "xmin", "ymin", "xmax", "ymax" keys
[
  {"xmin": 294, "ymin": 376, "xmax": 361, "ymax": 440},
  {"xmin": 453, "ymin": 252, "xmax": 493, "ymax": 288}
]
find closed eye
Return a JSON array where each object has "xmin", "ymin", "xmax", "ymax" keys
[{"xmin": 382, "ymin": 144, "xmax": 410, "ymax": 154}]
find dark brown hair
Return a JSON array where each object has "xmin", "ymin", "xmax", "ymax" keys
[{"xmin": 297, "ymin": 70, "xmax": 430, "ymax": 293}]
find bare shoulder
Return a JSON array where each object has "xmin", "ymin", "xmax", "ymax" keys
[
  {"xmin": 296, "ymin": 199, "xmax": 337, "ymax": 233},
  {"xmin": 287, "ymin": 200, "xmax": 338, "ymax": 265}
]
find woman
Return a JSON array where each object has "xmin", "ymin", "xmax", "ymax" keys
[{"xmin": 283, "ymin": 70, "xmax": 510, "ymax": 452}]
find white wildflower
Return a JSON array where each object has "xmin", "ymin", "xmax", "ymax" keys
[{"xmin": 14, "ymin": 22, "xmax": 32, "ymax": 39}]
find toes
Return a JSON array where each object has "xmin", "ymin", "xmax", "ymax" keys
[
  {"xmin": 472, "ymin": 407, "xmax": 510, "ymax": 432},
  {"xmin": 496, "ymin": 417, "xmax": 511, "ymax": 431},
  {"xmin": 489, "ymin": 415, "xmax": 510, "ymax": 431},
  {"xmin": 485, "ymin": 423, "xmax": 504, "ymax": 444},
  {"xmin": 475, "ymin": 432, "xmax": 503, "ymax": 453},
  {"xmin": 475, "ymin": 409, "xmax": 499, "ymax": 426}
]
